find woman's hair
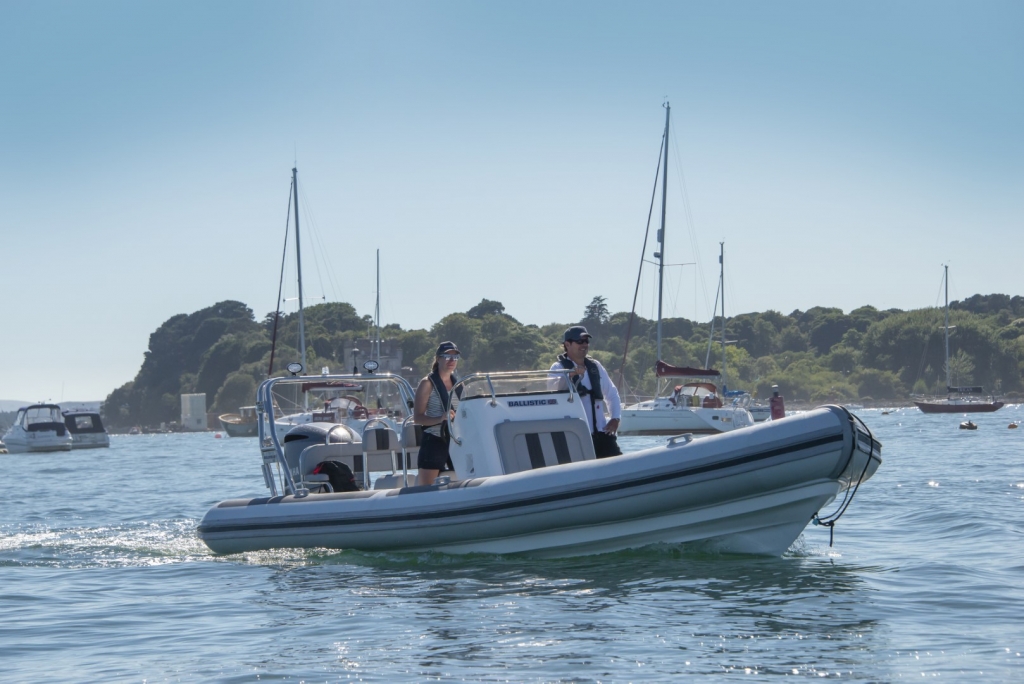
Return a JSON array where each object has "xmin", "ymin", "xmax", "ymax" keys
[{"xmin": 431, "ymin": 358, "xmax": 439, "ymax": 374}]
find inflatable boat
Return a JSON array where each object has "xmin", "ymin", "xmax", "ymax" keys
[{"xmin": 198, "ymin": 369, "xmax": 882, "ymax": 557}]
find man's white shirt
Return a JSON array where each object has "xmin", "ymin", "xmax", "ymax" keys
[{"xmin": 548, "ymin": 358, "xmax": 622, "ymax": 433}]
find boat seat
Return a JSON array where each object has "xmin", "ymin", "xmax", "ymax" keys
[
  {"xmin": 358, "ymin": 426, "xmax": 405, "ymax": 490},
  {"xmin": 400, "ymin": 420, "xmax": 423, "ymax": 465},
  {"xmin": 494, "ymin": 418, "xmax": 596, "ymax": 475}
]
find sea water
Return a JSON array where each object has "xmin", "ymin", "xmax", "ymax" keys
[{"xmin": 2, "ymin": 406, "xmax": 1023, "ymax": 681}]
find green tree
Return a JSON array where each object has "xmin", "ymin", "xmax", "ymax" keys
[
  {"xmin": 467, "ymin": 299, "xmax": 506, "ymax": 319},
  {"xmin": 582, "ymin": 296, "xmax": 611, "ymax": 325},
  {"xmin": 213, "ymin": 373, "xmax": 258, "ymax": 413}
]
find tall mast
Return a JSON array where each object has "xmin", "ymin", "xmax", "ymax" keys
[
  {"xmin": 375, "ymin": 249, "xmax": 381, "ymax": 362},
  {"xmin": 293, "ymin": 168, "xmax": 307, "ymax": 409},
  {"xmin": 719, "ymin": 242, "xmax": 726, "ymax": 387},
  {"xmin": 656, "ymin": 102, "xmax": 670, "ymax": 362},
  {"xmin": 943, "ymin": 264, "xmax": 950, "ymax": 390}
]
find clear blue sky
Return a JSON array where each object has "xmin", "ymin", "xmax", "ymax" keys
[{"xmin": 1, "ymin": 1, "xmax": 1021, "ymax": 402}]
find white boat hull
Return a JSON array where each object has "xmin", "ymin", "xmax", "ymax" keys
[
  {"xmin": 199, "ymin": 406, "xmax": 880, "ymax": 557},
  {"xmin": 748, "ymin": 405, "xmax": 772, "ymax": 422},
  {"xmin": 618, "ymin": 400, "xmax": 756, "ymax": 435},
  {"xmin": 1, "ymin": 428, "xmax": 74, "ymax": 453}
]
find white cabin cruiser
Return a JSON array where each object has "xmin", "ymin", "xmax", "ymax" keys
[
  {"xmin": 63, "ymin": 409, "xmax": 110, "ymax": 449},
  {"xmin": 2, "ymin": 404, "xmax": 74, "ymax": 453},
  {"xmin": 198, "ymin": 369, "xmax": 882, "ymax": 557}
]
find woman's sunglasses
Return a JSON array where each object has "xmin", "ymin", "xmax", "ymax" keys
[{"xmin": 441, "ymin": 354, "xmax": 461, "ymax": 361}]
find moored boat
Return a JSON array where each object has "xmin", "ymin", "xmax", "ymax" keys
[
  {"xmin": 218, "ymin": 406, "xmax": 259, "ymax": 437},
  {"xmin": 2, "ymin": 404, "xmax": 74, "ymax": 453},
  {"xmin": 620, "ymin": 362, "xmax": 756, "ymax": 435},
  {"xmin": 913, "ymin": 265, "xmax": 1004, "ymax": 414},
  {"xmin": 617, "ymin": 108, "xmax": 754, "ymax": 436},
  {"xmin": 62, "ymin": 409, "xmax": 110, "ymax": 449},
  {"xmin": 198, "ymin": 369, "xmax": 882, "ymax": 557}
]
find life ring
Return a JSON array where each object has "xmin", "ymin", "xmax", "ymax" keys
[{"xmin": 351, "ymin": 406, "xmax": 369, "ymax": 420}]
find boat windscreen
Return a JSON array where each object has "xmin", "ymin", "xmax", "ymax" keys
[
  {"xmin": 25, "ymin": 406, "xmax": 63, "ymax": 425},
  {"xmin": 460, "ymin": 373, "xmax": 572, "ymax": 400}
]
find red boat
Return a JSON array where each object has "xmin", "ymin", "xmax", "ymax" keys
[{"xmin": 914, "ymin": 393, "xmax": 1005, "ymax": 414}]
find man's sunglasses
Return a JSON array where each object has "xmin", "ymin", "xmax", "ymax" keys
[
  {"xmin": 441, "ymin": 354, "xmax": 461, "ymax": 361},
  {"xmin": 570, "ymin": 339, "xmax": 591, "ymax": 345}
]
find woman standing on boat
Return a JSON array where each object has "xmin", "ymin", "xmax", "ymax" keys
[{"xmin": 413, "ymin": 341, "xmax": 461, "ymax": 486}]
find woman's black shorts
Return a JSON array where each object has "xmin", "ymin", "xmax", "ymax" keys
[{"xmin": 417, "ymin": 432, "xmax": 452, "ymax": 471}]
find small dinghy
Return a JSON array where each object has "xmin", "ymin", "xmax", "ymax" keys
[
  {"xmin": 960, "ymin": 420, "xmax": 978, "ymax": 430},
  {"xmin": 198, "ymin": 369, "xmax": 882, "ymax": 557}
]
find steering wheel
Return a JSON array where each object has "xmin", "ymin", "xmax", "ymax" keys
[{"xmin": 352, "ymin": 405, "xmax": 369, "ymax": 420}]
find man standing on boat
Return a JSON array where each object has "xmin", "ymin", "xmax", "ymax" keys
[{"xmin": 550, "ymin": 326, "xmax": 623, "ymax": 457}]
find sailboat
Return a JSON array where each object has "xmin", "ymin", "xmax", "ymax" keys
[
  {"xmin": 618, "ymin": 105, "xmax": 755, "ymax": 436},
  {"xmin": 268, "ymin": 179, "xmax": 402, "ymax": 437},
  {"xmin": 706, "ymin": 243, "xmax": 771, "ymax": 422},
  {"xmin": 913, "ymin": 265, "xmax": 1004, "ymax": 414}
]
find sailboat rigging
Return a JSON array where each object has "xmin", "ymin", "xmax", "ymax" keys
[
  {"xmin": 617, "ymin": 104, "xmax": 755, "ymax": 436},
  {"xmin": 268, "ymin": 167, "xmax": 307, "ymax": 383}
]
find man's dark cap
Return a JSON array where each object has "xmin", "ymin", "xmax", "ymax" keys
[{"xmin": 563, "ymin": 326, "xmax": 592, "ymax": 342}]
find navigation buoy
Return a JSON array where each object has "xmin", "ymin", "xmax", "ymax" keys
[
  {"xmin": 215, "ymin": 433, "xmax": 222, "ymax": 439},
  {"xmin": 959, "ymin": 421, "xmax": 977, "ymax": 430}
]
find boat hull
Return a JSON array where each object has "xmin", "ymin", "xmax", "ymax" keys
[
  {"xmin": 198, "ymin": 406, "xmax": 880, "ymax": 557},
  {"xmin": 1, "ymin": 428, "xmax": 74, "ymax": 453},
  {"xmin": 219, "ymin": 416, "xmax": 258, "ymax": 437},
  {"xmin": 914, "ymin": 400, "xmax": 1004, "ymax": 414},
  {"xmin": 70, "ymin": 434, "xmax": 110, "ymax": 449},
  {"xmin": 748, "ymin": 405, "xmax": 772, "ymax": 422},
  {"xmin": 1, "ymin": 438, "xmax": 74, "ymax": 453},
  {"xmin": 618, "ymin": 403, "xmax": 755, "ymax": 435}
]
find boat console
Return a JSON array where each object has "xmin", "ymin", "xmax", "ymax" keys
[{"xmin": 447, "ymin": 370, "xmax": 593, "ymax": 478}]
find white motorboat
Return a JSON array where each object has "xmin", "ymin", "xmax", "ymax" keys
[
  {"xmin": 198, "ymin": 369, "xmax": 882, "ymax": 557},
  {"xmin": 2, "ymin": 404, "xmax": 74, "ymax": 453},
  {"xmin": 63, "ymin": 409, "xmax": 111, "ymax": 449},
  {"xmin": 617, "ymin": 108, "xmax": 754, "ymax": 436}
]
